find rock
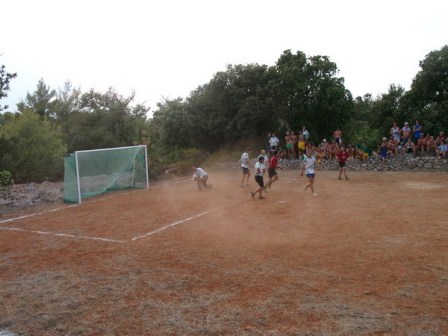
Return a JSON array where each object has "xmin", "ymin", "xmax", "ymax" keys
[{"xmin": 0, "ymin": 181, "xmax": 63, "ymax": 215}]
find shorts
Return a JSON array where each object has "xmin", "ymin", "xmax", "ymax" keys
[
  {"xmin": 255, "ymin": 175, "xmax": 264, "ymax": 187},
  {"xmin": 286, "ymin": 143, "xmax": 293, "ymax": 149},
  {"xmin": 268, "ymin": 167, "xmax": 277, "ymax": 178},
  {"xmin": 306, "ymin": 173, "xmax": 315, "ymax": 178},
  {"xmin": 339, "ymin": 162, "xmax": 346, "ymax": 168},
  {"xmin": 242, "ymin": 167, "xmax": 249, "ymax": 175}
]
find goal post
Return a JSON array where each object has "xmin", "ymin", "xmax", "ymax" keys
[{"xmin": 63, "ymin": 145, "xmax": 149, "ymax": 204}]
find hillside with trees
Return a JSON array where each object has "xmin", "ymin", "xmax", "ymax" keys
[{"xmin": 1, "ymin": 46, "xmax": 447, "ymax": 184}]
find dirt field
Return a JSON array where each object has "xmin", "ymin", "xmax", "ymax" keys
[{"xmin": 0, "ymin": 169, "xmax": 447, "ymax": 336}]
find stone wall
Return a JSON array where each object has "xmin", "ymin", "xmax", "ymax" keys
[
  {"xmin": 282, "ymin": 154, "xmax": 448, "ymax": 172},
  {"xmin": 225, "ymin": 154, "xmax": 448, "ymax": 172}
]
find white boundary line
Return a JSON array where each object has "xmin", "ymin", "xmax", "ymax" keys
[
  {"xmin": 0, "ymin": 226, "xmax": 125, "ymax": 243},
  {"xmin": 0, "ymin": 205, "xmax": 78, "ymax": 224},
  {"xmin": 131, "ymin": 208, "xmax": 220, "ymax": 241},
  {"xmin": 176, "ymin": 179, "xmax": 192, "ymax": 184},
  {"xmin": 0, "ymin": 207, "xmax": 223, "ymax": 244}
]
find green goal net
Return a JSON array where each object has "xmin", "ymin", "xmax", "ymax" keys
[{"xmin": 63, "ymin": 145, "xmax": 148, "ymax": 204}]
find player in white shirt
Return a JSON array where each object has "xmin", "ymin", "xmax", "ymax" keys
[
  {"xmin": 300, "ymin": 150, "xmax": 318, "ymax": 197},
  {"xmin": 250, "ymin": 155, "xmax": 267, "ymax": 200},
  {"xmin": 192, "ymin": 166, "xmax": 209, "ymax": 191},
  {"xmin": 240, "ymin": 148, "xmax": 251, "ymax": 187},
  {"xmin": 269, "ymin": 133, "xmax": 280, "ymax": 155}
]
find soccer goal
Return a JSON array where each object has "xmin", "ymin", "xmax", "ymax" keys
[{"xmin": 63, "ymin": 145, "xmax": 149, "ymax": 204}]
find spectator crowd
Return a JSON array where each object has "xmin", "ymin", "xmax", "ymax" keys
[{"xmin": 264, "ymin": 122, "xmax": 447, "ymax": 164}]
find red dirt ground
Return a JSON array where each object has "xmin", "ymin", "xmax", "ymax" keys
[{"xmin": 0, "ymin": 169, "xmax": 447, "ymax": 335}]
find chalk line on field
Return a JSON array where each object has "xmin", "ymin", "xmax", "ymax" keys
[
  {"xmin": 0, "ymin": 205, "xmax": 78, "ymax": 224},
  {"xmin": 1, "ymin": 207, "xmax": 224, "ymax": 244},
  {"xmin": 0, "ymin": 226, "xmax": 126, "ymax": 243},
  {"xmin": 176, "ymin": 179, "xmax": 192, "ymax": 184},
  {"xmin": 131, "ymin": 208, "xmax": 221, "ymax": 241}
]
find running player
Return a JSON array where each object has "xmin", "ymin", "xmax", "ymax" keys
[
  {"xmin": 300, "ymin": 149, "xmax": 318, "ymax": 197},
  {"xmin": 337, "ymin": 146, "xmax": 350, "ymax": 180},
  {"xmin": 251, "ymin": 155, "xmax": 266, "ymax": 200},
  {"xmin": 264, "ymin": 151, "xmax": 281, "ymax": 191}
]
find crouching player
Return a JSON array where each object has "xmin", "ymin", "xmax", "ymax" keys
[{"xmin": 192, "ymin": 166, "xmax": 209, "ymax": 191}]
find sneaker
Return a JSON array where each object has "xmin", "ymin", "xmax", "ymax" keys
[
  {"xmin": 251, "ymin": 192, "xmax": 255, "ymax": 200},
  {"xmin": 263, "ymin": 186, "xmax": 268, "ymax": 193},
  {"xmin": 338, "ymin": 177, "xmax": 343, "ymax": 180},
  {"xmin": 313, "ymin": 193, "xmax": 318, "ymax": 197},
  {"xmin": 259, "ymin": 195, "xmax": 266, "ymax": 199},
  {"xmin": 345, "ymin": 176, "xmax": 349, "ymax": 180}
]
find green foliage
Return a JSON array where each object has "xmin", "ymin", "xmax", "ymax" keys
[
  {"xmin": 344, "ymin": 120, "xmax": 381, "ymax": 154},
  {"xmin": 0, "ymin": 170, "xmax": 13, "ymax": 187},
  {"xmin": 3, "ymin": 46, "xmax": 448, "ymax": 184},
  {"xmin": 150, "ymin": 98, "xmax": 193, "ymax": 152},
  {"xmin": 272, "ymin": 51, "xmax": 354, "ymax": 142},
  {"xmin": 63, "ymin": 88, "xmax": 150, "ymax": 152},
  {"xmin": 0, "ymin": 64, "xmax": 17, "ymax": 112},
  {"xmin": 0, "ymin": 110, "xmax": 67, "ymax": 183},
  {"xmin": 147, "ymin": 147, "xmax": 209, "ymax": 179},
  {"xmin": 400, "ymin": 45, "xmax": 448, "ymax": 134},
  {"xmin": 17, "ymin": 78, "xmax": 57, "ymax": 117},
  {"xmin": 175, "ymin": 52, "xmax": 354, "ymax": 150},
  {"xmin": 160, "ymin": 148, "xmax": 208, "ymax": 167},
  {"xmin": 51, "ymin": 80, "xmax": 82, "ymax": 127},
  {"xmin": 368, "ymin": 85, "xmax": 405, "ymax": 134},
  {"xmin": 187, "ymin": 63, "xmax": 277, "ymax": 149}
]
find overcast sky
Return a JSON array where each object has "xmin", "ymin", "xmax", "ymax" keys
[{"xmin": 2, "ymin": 0, "xmax": 447, "ymax": 114}]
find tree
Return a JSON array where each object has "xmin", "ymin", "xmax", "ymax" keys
[
  {"xmin": 180, "ymin": 63, "xmax": 281, "ymax": 150},
  {"xmin": 229, "ymin": 64, "xmax": 277, "ymax": 138},
  {"xmin": 51, "ymin": 80, "xmax": 82, "ymax": 126},
  {"xmin": 400, "ymin": 45, "xmax": 448, "ymax": 134},
  {"xmin": 274, "ymin": 50, "xmax": 354, "ymax": 142},
  {"xmin": 63, "ymin": 88, "xmax": 150, "ymax": 151},
  {"xmin": 150, "ymin": 98, "xmax": 193, "ymax": 152},
  {"xmin": 352, "ymin": 94, "xmax": 374, "ymax": 123},
  {"xmin": 369, "ymin": 84, "xmax": 405, "ymax": 135},
  {"xmin": 0, "ymin": 64, "xmax": 17, "ymax": 112},
  {"xmin": 274, "ymin": 50, "xmax": 309, "ymax": 130},
  {"xmin": 0, "ymin": 110, "xmax": 67, "ymax": 182},
  {"xmin": 17, "ymin": 78, "xmax": 57, "ymax": 117}
]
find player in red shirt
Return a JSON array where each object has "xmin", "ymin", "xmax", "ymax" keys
[
  {"xmin": 264, "ymin": 152, "xmax": 281, "ymax": 191},
  {"xmin": 337, "ymin": 146, "xmax": 349, "ymax": 180}
]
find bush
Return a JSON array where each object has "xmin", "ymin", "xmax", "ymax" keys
[
  {"xmin": 0, "ymin": 170, "xmax": 13, "ymax": 187},
  {"xmin": 147, "ymin": 147, "xmax": 209, "ymax": 180}
]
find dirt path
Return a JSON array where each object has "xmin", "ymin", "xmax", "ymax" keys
[{"xmin": 0, "ymin": 170, "xmax": 447, "ymax": 335}]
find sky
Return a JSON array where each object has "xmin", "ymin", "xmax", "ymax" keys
[{"xmin": 1, "ymin": 0, "xmax": 448, "ymax": 115}]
